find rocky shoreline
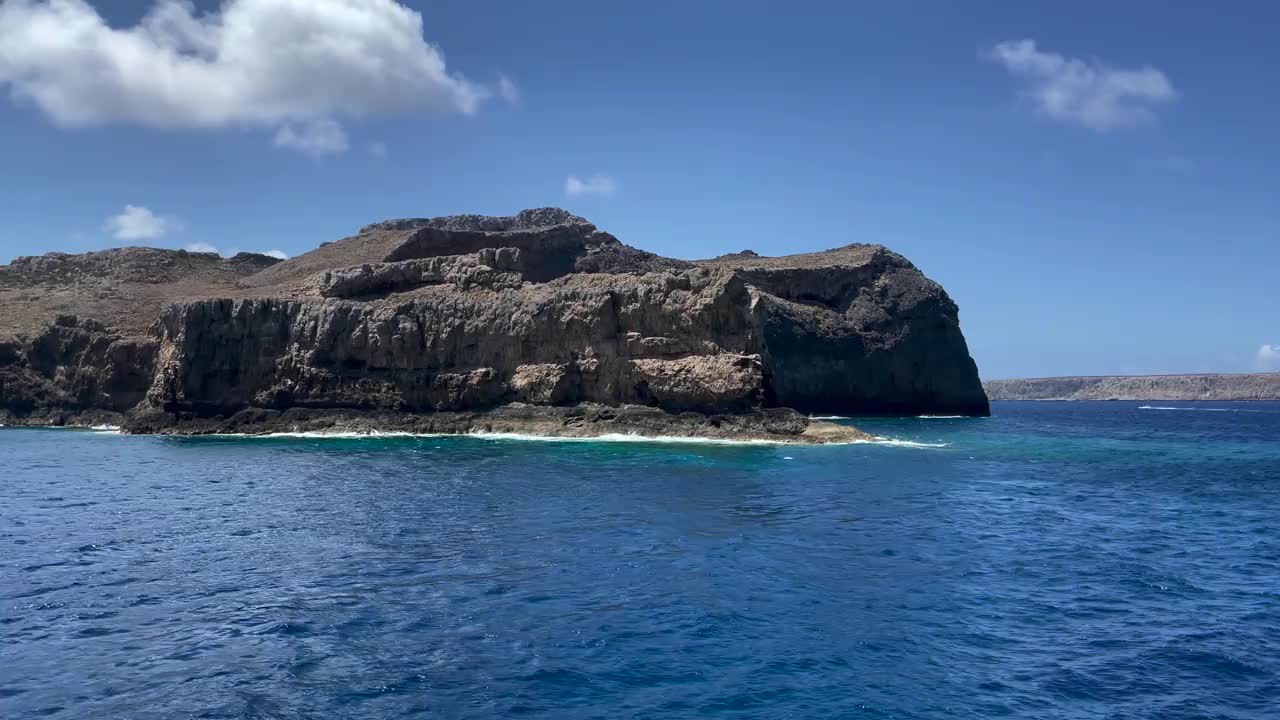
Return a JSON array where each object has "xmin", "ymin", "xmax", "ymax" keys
[
  {"xmin": 2, "ymin": 208, "xmax": 988, "ymax": 440},
  {"xmin": 985, "ymin": 374, "xmax": 1280, "ymax": 401},
  {"xmin": 0, "ymin": 404, "xmax": 873, "ymax": 444}
]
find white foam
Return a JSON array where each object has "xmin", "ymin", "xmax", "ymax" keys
[
  {"xmin": 810, "ymin": 415, "xmax": 851, "ymax": 420},
  {"xmin": 862, "ymin": 438, "xmax": 952, "ymax": 449},
  {"xmin": 455, "ymin": 431, "xmax": 788, "ymax": 446},
  {"xmin": 916, "ymin": 415, "xmax": 967, "ymax": 419},
  {"xmin": 173, "ymin": 427, "xmax": 953, "ymax": 449},
  {"xmin": 6, "ymin": 421, "xmax": 950, "ymax": 449},
  {"xmin": 397, "ymin": 430, "xmax": 947, "ymax": 448},
  {"xmin": 203, "ymin": 428, "xmax": 789, "ymax": 445},
  {"xmin": 22, "ymin": 424, "xmax": 122, "ymax": 433},
  {"xmin": 254, "ymin": 430, "xmax": 422, "ymax": 439},
  {"xmin": 201, "ymin": 428, "xmax": 952, "ymax": 448}
]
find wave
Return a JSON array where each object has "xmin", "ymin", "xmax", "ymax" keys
[
  {"xmin": 810, "ymin": 415, "xmax": 850, "ymax": 421},
  {"xmin": 469, "ymin": 432, "xmax": 788, "ymax": 446},
  {"xmin": 1138, "ymin": 406, "xmax": 1262, "ymax": 413},
  {"xmin": 233, "ymin": 429, "xmax": 791, "ymax": 446},
  {"xmin": 254, "ymin": 430, "xmax": 422, "ymax": 439},
  {"xmin": 6, "ymin": 424, "xmax": 122, "ymax": 433},
  {"xmin": 195, "ymin": 428, "xmax": 946, "ymax": 449},
  {"xmin": 863, "ymin": 438, "xmax": 952, "ymax": 449}
]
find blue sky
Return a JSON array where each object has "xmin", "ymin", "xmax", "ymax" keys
[{"xmin": 0, "ymin": 0, "xmax": 1276, "ymax": 379}]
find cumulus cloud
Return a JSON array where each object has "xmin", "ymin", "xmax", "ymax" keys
[
  {"xmin": 985, "ymin": 39, "xmax": 1177, "ymax": 131},
  {"xmin": 566, "ymin": 175, "xmax": 617, "ymax": 197},
  {"xmin": 274, "ymin": 119, "xmax": 349, "ymax": 157},
  {"xmin": 184, "ymin": 241, "xmax": 218, "ymax": 254},
  {"xmin": 0, "ymin": 0, "xmax": 501, "ymax": 153},
  {"xmin": 1258, "ymin": 344, "xmax": 1280, "ymax": 371},
  {"xmin": 105, "ymin": 205, "xmax": 171, "ymax": 240}
]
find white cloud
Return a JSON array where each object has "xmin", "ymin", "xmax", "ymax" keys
[
  {"xmin": 1258, "ymin": 344, "xmax": 1280, "ymax": 371},
  {"xmin": 274, "ymin": 118, "xmax": 348, "ymax": 157},
  {"xmin": 105, "ymin": 205, "xmax": 170, "ymax": 240},
  {"xmin": 369, "ymin": 141, "xmax": 389, "ymax": 159},
  {"xmin": 184, "ymin": 242, "xmax": 288, "ymax": 259},
  {"xmin": 0, "ymin": 0, "xmax": 501, "ymax": 150},
  {"xmin": 498, "ymin": 73, "xmax": 521, "ymax": 105},
  {"xmin": 566, "ymin": 175, "xmax": 617, "ymax": 197},
  {"xmin": 985, "ymin": 39, "xmax": 1177, "ymax": 131}
]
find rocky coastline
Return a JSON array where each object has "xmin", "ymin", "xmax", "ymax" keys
[
  {"xmin": 984, "ymin": 374, "xmax": 1280, "ymax": 402},
  {"xmin": 1, "ymin": 209, "xmax": 988, "ymax": 443}
]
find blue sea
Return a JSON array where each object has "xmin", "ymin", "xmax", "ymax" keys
[{"xmin": 2, "ymin": 402, "xmax": 1278, "ymax": 719}]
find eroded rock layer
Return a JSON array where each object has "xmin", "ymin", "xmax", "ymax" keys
[{"xmin": 0, "ymin": 208, "xmax": 987, "ymax": 441}]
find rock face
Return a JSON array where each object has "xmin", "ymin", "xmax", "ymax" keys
[
  {"xmin": 0, "ymin": 248, "xmax": 274, "ymax": 426},
  {"xmin": 702, "ymin": 246, "xmax": 989, "ymax": 416},
  {"xmin": 985, "ymin": 374, "xmax": 1280, "ymax": 401},
  {"xmin": 1, "ymin": 208, "xmax": 988, "ymax": 440},
  {"xmin": 0, "ymin": 316, "xmax": 157, "ymax": 424}
]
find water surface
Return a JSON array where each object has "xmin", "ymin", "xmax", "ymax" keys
[{"xmin": 2, "ymin": 402, "xmax": 1278, "ymax": 718}]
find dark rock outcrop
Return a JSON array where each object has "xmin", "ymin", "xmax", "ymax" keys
[
  {"xmin": 703, "ymin": 246, "xmax": 989, "ymax": 416},
  {"xmin": 123, "ymin": 404, "xmax": 850, "ymax": 444},
  {"xmin": 0, "ymin": 315, "xmax": 157, "ymax": 425},
  {"xmin": 0, "ymin": 209, "xmax": 988, "ymax": 440}
]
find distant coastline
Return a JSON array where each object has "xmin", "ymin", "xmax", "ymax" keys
[{"xmin": 984, "ymin": 373, "xmax": 1280, "ymax": 401}]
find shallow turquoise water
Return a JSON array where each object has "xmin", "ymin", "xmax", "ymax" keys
[{"xmin": 2, "ymin": 402, "xmax": 1278, "ymax": 718}]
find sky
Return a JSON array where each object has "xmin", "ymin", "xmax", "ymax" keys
[{"xmin": 0, "ymin": 0, "xmax": 1276, "ymax": 379}]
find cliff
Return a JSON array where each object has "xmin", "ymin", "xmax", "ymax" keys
[
  {"xmin": 984, "ymin": 374, "xmax": 1280, "ymax": 401},
  {"xmin": 1, "ymin": 209, "xmax": 988, "ymax": 442}
]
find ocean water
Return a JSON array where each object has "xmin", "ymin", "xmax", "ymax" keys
[{"xmin": 2, "ymin": 402, "xmax": 1278, "ymax": 719}]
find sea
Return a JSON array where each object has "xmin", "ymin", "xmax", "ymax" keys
[{"xmin": 2, "ymin": 401, "xmax": 1277, "ymax": 719}]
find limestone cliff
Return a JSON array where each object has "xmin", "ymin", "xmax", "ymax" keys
[{"xmin": 1, "ymin": 208, "xmax": 988, "ymax": 441}]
